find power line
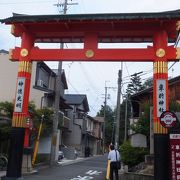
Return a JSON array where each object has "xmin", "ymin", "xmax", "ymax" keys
[
  {"xmin": 168, "ymin": 33, "xmax": 180, "ymax": 71},
  {"xmin": 67, "ymin": 80, "xmax": 97, "ymax": 114},
  {"xmin": 0, "ymin": 1, "xmax": 56, "ymax": 5},
  {"xmin": 78, "ymin": 62, "xmax": 101, "ymax": 97},
  {"xmin": 54, "ymin": 0, "xmax": 78, "ymax": 13}
]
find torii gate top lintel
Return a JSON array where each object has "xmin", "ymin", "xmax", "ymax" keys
[{"xmin": 1, "ymin": 10, "xmax": 180, "ymax": 61}]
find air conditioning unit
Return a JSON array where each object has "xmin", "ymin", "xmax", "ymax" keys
[{"xmin": 37, "ymin": 79, "xmax": 44, "ymax": 87}]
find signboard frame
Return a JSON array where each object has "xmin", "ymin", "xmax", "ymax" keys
[{"xmin": 170, "ymin": 134, "xmax": 180, "ymax": 180}]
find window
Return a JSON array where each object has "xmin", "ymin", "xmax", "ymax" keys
[
  {"xmin": 38, "ymin": 67, "xmax": 49, "ymax": 88},
  {"xmin": 36, "ymin": 63, "xmax": 50, "ymax": 89}
]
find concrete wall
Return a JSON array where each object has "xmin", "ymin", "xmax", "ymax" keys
[
  {"xmin": 64, "ymin": 124, "xmax": 82, "ymax": 147},
  {"xmin": 130, "ymin": 134, "xmax": 147, "ymax": 148},
  {"xmin": 0, "ymin": 52, "xmax": 45, "ymax": 109},
  {"xmin": 0, "ymin": 52, "xmax": 18, "ymax": 102},
  {"xmin": 38, "ymin": 136, "xmax": 51, "ymax": 154},
  {"xmin": 119, "ymin": 173, "xmax": 153, "ymax": 180}
]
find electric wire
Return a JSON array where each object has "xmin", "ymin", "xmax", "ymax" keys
[
  {"xmin": 66, "ymin": 79, "xmax": 97, "ymax": 114},
  {"xmin": 0, "ymin": 0, "xmax": 56, "ymax": 6},
  {"xmin": 168, "ymin": 33, "xmax": 180, "ymax": 71},
  {"xmin": 77, "ymin": 62, "xmax": 115, "ymax": 113},
  {"xmin": 0, "ymin": 1, "xmax": 56, "ymax": 5}
]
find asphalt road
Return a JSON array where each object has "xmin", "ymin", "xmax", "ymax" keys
[{"xmin": 24, "ymin": 154, "xmax": 108, "ymax": 180}]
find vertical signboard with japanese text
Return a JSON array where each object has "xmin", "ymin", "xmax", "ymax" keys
[
  {"xmin": 157, "ymin": 79, "xmax": 166, "ymax": 117},
  {"xmin": 170, "ymin": 134, "xmax": 180, "ymax": 180},
  {"xmin": 14, "ymin": 78, "xmax": 25, "ymax": 112}
]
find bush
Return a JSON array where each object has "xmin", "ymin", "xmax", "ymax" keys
[
  {"xmin": 120, "ymin": 141, "xmax": 149, "ymax": 168},
  {"xmin": 33, "ymin": 107, "xmax": 54, "ymax": 137}
]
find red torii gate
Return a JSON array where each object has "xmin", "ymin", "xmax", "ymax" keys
[{"xmin": 1, "ymin": 10, "xmax": 180, "ymax": 179}]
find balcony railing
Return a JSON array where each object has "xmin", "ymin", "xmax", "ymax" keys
[{"xmin": 58, "ymin": 115, "xmax": 70, "ymax": 129}]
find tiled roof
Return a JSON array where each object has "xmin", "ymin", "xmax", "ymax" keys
[
  {"xmin": 1, "ymin": 9, "xmax": 180, "ymax": 23},
  {"xmin": 64, "ymin": 94, "xmax": 89, "ymax": 112}
]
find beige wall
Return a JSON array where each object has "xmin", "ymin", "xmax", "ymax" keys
[
  {"xmin": 0, "ymin": 51, "xmax": 45, "ymax": 109},
  {"xmin": 0, "ymin": 52, "xmax": 18, "ymax": 102}
]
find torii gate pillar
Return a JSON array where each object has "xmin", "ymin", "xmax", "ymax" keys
[
  {"xmin": 6, "ymin": 32, "xmax": 34, "ymax": 179},
  {"xmin": 153, "ymin": 31, "xmax": 169, "ymax": 180}
]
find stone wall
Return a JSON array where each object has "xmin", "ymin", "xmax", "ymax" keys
[{"xmin": 119, "ymin": 173, "xmax": 153, "ymax": 180}]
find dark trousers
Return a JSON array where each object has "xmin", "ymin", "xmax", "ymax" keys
[{"xmin": 110, "ymin": 162, "xmax": 119, "ymax": 180}]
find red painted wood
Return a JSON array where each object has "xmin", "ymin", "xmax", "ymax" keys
[
  {"xmin": 11, "ymin": 19, "xmax": 178, "ymax": 43},
  {"xmin": 10, "ymin": 46, "xmax": 178, "ymax": 62},
  {"xmin": 153, "ymin": 31, "xmax": 169, "ymax": 127}
]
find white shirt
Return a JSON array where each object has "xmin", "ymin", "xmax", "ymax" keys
[{"xmin": 108, "ymin": 150, "xmax": 120, "ymax": 162}]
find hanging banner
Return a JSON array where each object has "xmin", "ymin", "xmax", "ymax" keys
[
  {"xmin": 14, "ymin": 77, "xmax": 25, "ymax": 112},
  {"xmin": 170, "ymin": 134, "xmax": 180, "ymax": 180},
  {"xmin": 157, "ymin": 79, "xmax": 166, "ymax": 117}
]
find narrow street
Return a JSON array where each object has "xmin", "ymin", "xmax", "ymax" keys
[{"xmin": 24, "ymin": 154, "xmax": 107, "ymax": 180}]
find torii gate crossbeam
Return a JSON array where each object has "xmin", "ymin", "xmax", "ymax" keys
[{"xmin": 1, "ymin": 10, "xmax": 180, "ymax": 180}]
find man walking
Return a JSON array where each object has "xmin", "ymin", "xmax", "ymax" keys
[{"xmin": 108, "ymin": 144, "xmax": 120, "ymax": 180}]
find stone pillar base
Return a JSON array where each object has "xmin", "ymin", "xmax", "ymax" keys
[{"xmin": 22, "ymin": 154, "xmax": 33, "ymax": 173}]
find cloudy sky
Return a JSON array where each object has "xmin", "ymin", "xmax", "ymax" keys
[{"xmin": 0, "ymin": 0, "xmax": 180, "ymax": 116}]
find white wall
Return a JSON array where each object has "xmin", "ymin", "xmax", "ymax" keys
[
  {"xmin": 38, "ymin": 136, "xmax": 51, "ymax": 154},
  {"xmin": 0, "ymin": 52, "xmax": 45, "ymax": 109},
  {"xmin": 0, "ymin": 52, "xmax": 18, "ymax": 102},
  {"xmin": 64, "ymin": 124, "xmax": 82, "ymax": 147},
  {"xmin": 130, "ymin": 133, "xmax": 147, "ymax": 148}
]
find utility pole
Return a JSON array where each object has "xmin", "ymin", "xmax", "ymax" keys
[
  {"xmin": 111, "ymin": 116, "xmax": 116, "ymax": 144},
  {"xmin": 103, "ymin": 82, "xmax": 108, "ymax": 153},
  {"xmin": 124, "ymin": 96, "xmax": 128, "ymax": 141},
  {"xmin": 115, "ymin": 67, "xmax": 122, "ymax": 149},
  {"xmin": 50, "ymin": 0, "xmax": 77, "ymax": 165},
  {"xmin": 103, "ymin": 82, "xmax": 116, "ymax": 152}
]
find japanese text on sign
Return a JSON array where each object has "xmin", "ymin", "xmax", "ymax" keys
[
  {"xmin": 157, "ymin": 79, "xmax": 166, "ymax": 117},
  {"xmin": 170, "ymin": 134, "xmax": 180, "ymax": 180},
  {"xmin": 14, "ymin": 78, "xmax": 25, "ymax": 112}
]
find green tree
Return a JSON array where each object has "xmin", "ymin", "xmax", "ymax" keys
[
  {"xmin": 130, "ymin": 103, "xmax": 150, "ymax": 137},
  {"xmin": 124, "ymin": 73, "xmax": 144, "ymax": 144},
  {"xmin": 33, "ymin": 107, "xmax": 54, "ymax": 136},
  {"xmin": 0, "ymin": 101, "xmax": 13, "ymax": 153},
  {"xmin": 118, "ymin": 98, "xmax": 132, "ymax": 144},
  {"xmin": 169, "ymin": 100, "xmax": 180, "ymax": 112},
  {"xmin": 97, "ymin": 105, "xmax": 115, "ymax": 146},
  {"xmin": 142, "ymin": 77, "xmax": 153, "ymax": 89},
  {"xmin": 130, "ymin": 103, "xmax": 151, "ymax": 149},
  {"xmin": 126, "ymin": 73, "xmax": 143, "ymax": 96},
  {"xmin": 0, "ymin": 101, "xmax": 14, "ymax": 118},
  {"xmin": 0, "ymin": 101, "xmax": 54, "ymax": 151}
]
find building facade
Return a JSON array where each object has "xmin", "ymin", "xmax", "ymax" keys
[{"xmin": 130, "ymin": 76, "xmax": 180, "ymax": 149}]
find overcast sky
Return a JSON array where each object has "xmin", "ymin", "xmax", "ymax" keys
[{"xmin": 0, "ymin": 0, "xmax": 180, "ymax": 116}]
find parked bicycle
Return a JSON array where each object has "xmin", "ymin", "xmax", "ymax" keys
[{"xmin": 0, "ymin": 154, "xmax": 8, "ymax": 171}]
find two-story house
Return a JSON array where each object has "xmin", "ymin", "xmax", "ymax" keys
[
  {"xmin": 62, "ymin": 94, "xmax": 89, "ymax": 157},
  {"xmin": 0, "ymin": 49, "xmax": 69, "ymax": 111},
  {"xmin": 84, "ymin": 115, "xmax": 104, "ymax": 156}
]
